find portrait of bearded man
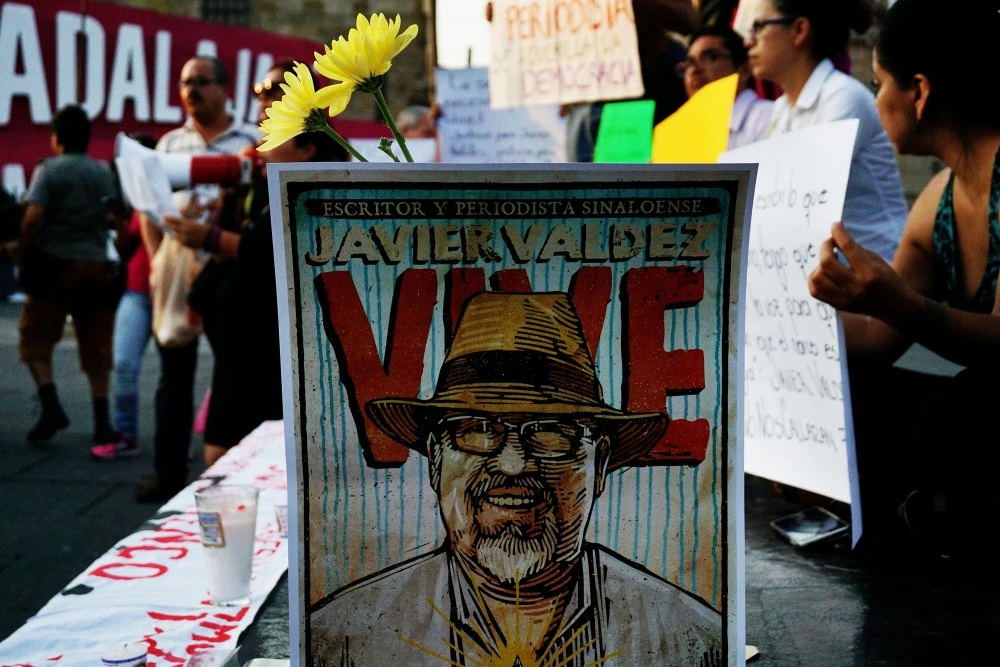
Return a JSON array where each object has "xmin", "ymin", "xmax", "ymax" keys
[{"xmin": 310, "ymin": 292, "xmax": 722, "ymax": 667}]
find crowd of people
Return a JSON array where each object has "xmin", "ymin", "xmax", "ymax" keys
[{"xmin": 1, "ymin": 0, "xmax": 997, "ymax": 564}]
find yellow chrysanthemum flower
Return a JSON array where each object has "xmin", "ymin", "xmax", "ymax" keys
[
  {"xmin": 258, "ymin": 62, "xmax": 352, "ymax": 152},
  {"xmin": 314, "ymin": 13, "xmax": 419, "ymax": 91}
]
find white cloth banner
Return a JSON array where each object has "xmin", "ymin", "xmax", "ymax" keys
[
  {"xmin": 487, "ymin": 0, "xmax": 644, "ymax": 108},
  {"xmin": 437, "ymin": 67, "xmax": 566, "ymax": 163},
  {"xmin": 721, "ymin": 121, "xmax": 863, "ymax": 542},
  {"xmin": 0, "ymin": 421, "xmax": 289, "ymax": 667}
]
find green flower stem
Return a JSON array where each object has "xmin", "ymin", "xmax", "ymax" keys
[
  {"xmin": 320, "ymin": 123, "xmax": 367, "ymax": 162},
  {"xmin": 377, "ymin": 140, "xmax": 401, "ymax": 163},
  {"xmin": 372, "ymin": 88, "xmax": 413, "ymax": 163}
]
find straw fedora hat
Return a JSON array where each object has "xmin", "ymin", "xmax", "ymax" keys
[{"xmin": 365, "ymin": 292, "xmax": 669, "ymax": 471}]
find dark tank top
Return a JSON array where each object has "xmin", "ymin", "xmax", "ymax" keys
[{"xmin": 932, "ymin": 148, "xmax": 1000, "ymax": 313}]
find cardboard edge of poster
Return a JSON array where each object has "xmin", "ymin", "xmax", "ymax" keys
[
  {"xmin": 730, "ymin": 161, "xmax": 756, "ymax": 665},
  {"xmin": 269, "ymin": 168, "xmax": 305, "ymax": 666}
]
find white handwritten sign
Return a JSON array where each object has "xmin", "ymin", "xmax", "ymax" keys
[
  {"xmin": 487, "ymin": 0, "xmax": 644, "ymax": 108},
  {"xmin": 721, "ymin": 121, "xmax": 861, "ymax": 535},
  {"xmin": 436, "ymin": 67, "xmax": 566, "ymax": 163}
]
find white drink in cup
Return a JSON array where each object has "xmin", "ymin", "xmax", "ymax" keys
[{"xmin": 194, "ymin": 485, "xmax": 259, "ymax": 606}]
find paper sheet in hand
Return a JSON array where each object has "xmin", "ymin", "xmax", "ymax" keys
[
  {"xmin": 721, "ymin": 119, "xmax": 862, "ymax": 545},
  {"xmin": 115, "ymin": 155, "xmax": 179, "ymax": 226}
]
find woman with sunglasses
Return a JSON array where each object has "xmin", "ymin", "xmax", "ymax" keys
[
  {"xmin": 744, "ymin": 0, "xmax": 908, "ymax": 263},
  {"xmin": 164, "ymin": 61, "xmax": 347, "ymax": 467},
  {"xmin": 809, "ymin": 0, "xmax": 1000, "ymax": 561}
]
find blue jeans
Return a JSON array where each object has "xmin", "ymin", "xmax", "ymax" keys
[{"xmin": 112, "ymin": 291, "xmax": 152, "ymax": 439}]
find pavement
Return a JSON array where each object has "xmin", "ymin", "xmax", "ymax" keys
[
  {"xmin": 0, "ymin": 300, "xmax": 211, "ymax": 640},
  {"xmin": 0, "ymin": 299, "xmax": 994, "ymax": 664}
]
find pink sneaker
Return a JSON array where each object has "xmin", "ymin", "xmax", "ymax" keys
[{"xmin": 91, "ymin": 437, "xmax": 140, "ymax": 461}]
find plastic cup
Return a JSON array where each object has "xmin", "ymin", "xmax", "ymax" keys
[
  {"xmin": 194, "ymin": 485, "xmax": 259, "ymax": 606},
  {"xmin": 101, "ymin": 642, "xmax": 147, "ymax": 667}
]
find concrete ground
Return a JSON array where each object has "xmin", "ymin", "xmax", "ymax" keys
[
  {"xmin": 1, "ymin": 299, "xmax": 994, "ymax": 664},
  {"xmin": 0, "ymin": 300, "xmax": 210, "ymax": 639}
]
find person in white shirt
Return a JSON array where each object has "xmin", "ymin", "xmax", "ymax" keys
[
  {"xmin": 744, "ymin": 0, "xmax": 908, "ymax": 262},
  {"xmin": 135, "ymin": 56, "xmax": 257, "ymax": 503},
  {"xmin": 680, "ymin": 25, "xmax": 772, "ymax": 150}
]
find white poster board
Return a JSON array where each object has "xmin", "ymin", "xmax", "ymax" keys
[
  {"xmin": 436, "ymin": 67, "xmax": 566, "ymax": 163},
  {"xmin": 721, "ymin": 120, "xmax": 862, "ymax": 543},
  {"xmin": 487, "ymin": 0, "xmax": 644, "ymax": 108}
]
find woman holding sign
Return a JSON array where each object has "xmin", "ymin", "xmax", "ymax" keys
[
  {"xmin": 743, "ymin": 0, "xmax": 909, "ymax": 263},
  {"xmin": 809, "ymin": 0, "xmax": 1000, "ymax": 562}
]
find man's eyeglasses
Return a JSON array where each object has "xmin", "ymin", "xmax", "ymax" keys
[
  {"xmin": 179, "ymin": 76, "xmax": 217, "ymax": 88},
  {"xmin": 439, "ymin": 415, "xmax": 595, "ymax": 459},
  {"xmin": 677, "ymin": 50, "xmax": 733, "ymax": 75},
  {"xmin": 254, "ymin": 78, "xmax": 282, "ymax": 99},
  {"xmin": 748, "ymin": 17, "xmax": 797, "ymax": 39}
]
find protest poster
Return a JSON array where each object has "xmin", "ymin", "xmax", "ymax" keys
[
  {"xmin": 487, "ymin": 0, "xmax": 644, "ymax": 108},
  {"xmin": 593, "ymin": 99, "xmax": 655, "ymax": 163},
  {"xmin": 653, "ymin": 74, "xmax": 738, "ymax": 164},
  {"xmin": 721, "ymin": 120, "xmax": 862, "ymax": 543},
  {"xmin": 436, "ymin": 67, "xmax": 565, "ymax": 163},
  {"xmin": 270, "ymin": 164, "xmax": 754, "ymax": 665}
]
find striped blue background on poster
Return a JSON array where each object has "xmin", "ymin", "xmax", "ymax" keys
[{"xmin": 295, "ymin": 184, "xmax": 731, "ymax": 610}]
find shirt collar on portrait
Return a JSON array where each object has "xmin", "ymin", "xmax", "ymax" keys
[{"xmin": 445, "ymin": 547, "xmax": 601, "ymax": 661}]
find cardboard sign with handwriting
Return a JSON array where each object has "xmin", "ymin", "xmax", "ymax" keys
[
  {"xmin": 436, "ymin": 67, "xmax": 565, "ymax": 163},
  {"xmin": 488, "ymin": 0, "xmax": 645, "ymax": 108},
  {"xmin": 721, "ymin": 120, "xmax": 862, "ymax": 543}
]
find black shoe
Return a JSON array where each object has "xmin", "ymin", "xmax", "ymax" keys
[
  {"xmin": 27, "ymin": 409, "xmax": 70, "ymax": 442},
  {"xmin": 135, "ymin": 475, "xmax": 186, "ymax": 504}
]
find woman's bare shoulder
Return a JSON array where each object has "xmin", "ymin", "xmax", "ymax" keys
[{"xmin": 906, "ymin": 167, "xmax": 951, "ymax": 239}]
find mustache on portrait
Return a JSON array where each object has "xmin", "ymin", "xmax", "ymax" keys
[{"xmin": 468, "ymin": 474, "xmax": 549, "ymax": 503}]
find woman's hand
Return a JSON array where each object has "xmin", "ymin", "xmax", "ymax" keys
[
  {"xmin": 808, "ymin": 222, "xmax": 921, "ymax": 322},
  {"xmin": 163, "ymin": 215, "xmax": 209, "ymax": 250}
]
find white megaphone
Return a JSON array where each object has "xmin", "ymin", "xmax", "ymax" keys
[{"xmin": 114, "ymin": 132, "xmax": 259, "ymax": 189}]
